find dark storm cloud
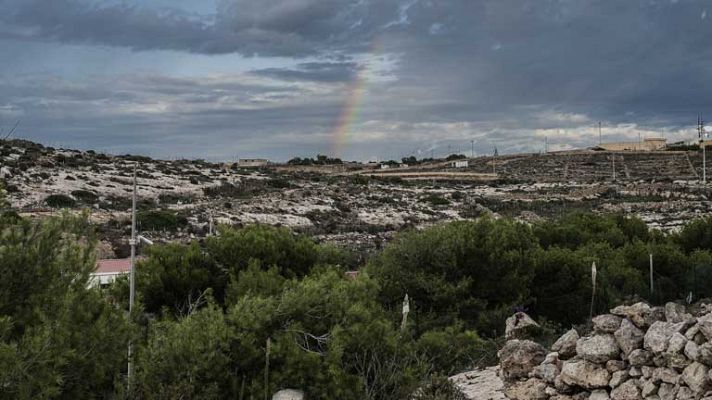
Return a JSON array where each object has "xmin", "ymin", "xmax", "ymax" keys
[
  {"xmin": 0, "ymin": 0, "xmax": 402, "ymax": 56},
  {"xmin": 2, "ymin": 0, "xmax": 712, "ymax": 160}
]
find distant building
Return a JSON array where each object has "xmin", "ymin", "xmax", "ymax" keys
[
  {"xmin": 450, "ymin": 160, "xmax": 469, "ymax": 168},
  {"xmin": 595, "ymin": 138, "xmax": 667, "ymax": 151},
  {"xmin": 236, "ymin": 158, "xmax": 269, "ymax": 167},
  {"xmin": 90, "ymin": 258, "xmax": 133, "ymax": 287},
  {"xmin": 380, "ymin": 164, "xmax": 391, "ymax": 169}
]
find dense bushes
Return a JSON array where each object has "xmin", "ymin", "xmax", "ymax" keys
[
  {"xmin": 5, "ymin": 211, "xmax": 712, "ymax": 398},
  {"xmin": 369, "ymin": 213, "xmax": 712, "ymax": 333},
  {"xmin": 368, "ymin": 218, "xmax": 538, "ymax": 335},
  {"xmin": 0, "ymin": 214, "xmax": 127, "ymax": 397}
]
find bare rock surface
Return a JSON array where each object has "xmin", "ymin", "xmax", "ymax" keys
[{"xmin": 449, "ymin": 367, "xmax": 506, "ymax": 400}]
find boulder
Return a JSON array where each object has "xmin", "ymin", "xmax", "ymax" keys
[
  {"xmin": 594, "ymin": 314, "xmax": 624, "ymax": 333},
  {"xmin": 657, "ymin": 382, "xmax": 677, "ymax": 400},
  {"xmin": 533, "ymin": 363, "xmax": 559, "ymax": 384},
  {"xmin": 611, "ymin": 303, "xmax": 652, "ymax": 328},
  {"xmin": 675, "ymin": 386, "xmax": 694, "ymax": 400},
  {"xmin": 550, "ymin": 395, "xmax": 590, "ymax": 400},
  {"xmin": 697, "ymin": 342, "xmax": 712, "ymax": 365},
  {"xmin": 610, "ymin": 370, "xmax": 630, "ymax": 388},
  {"xmin": 552, "ymin": 329, "xmax": 580, "ymax": 359},
  {"xmin": 590, "ymin": 389, "xmax": 611, "ymax": 400},
  {"xmin": 698, "ymin": 313, "xmax": 712, "ymax": 341},
  {"xmin": 560, "ymin": 359, "xmax": 611, "ymax": 390},
  {"xmin": 498, "ymin": 340, "xmax": 546, "ymax": 380},
  {"xmin": 645, "ymin": 322, "xmax": 679, "ymax": 354},
  {"xmin": 666, "ymin": 333, "xmax": 687, "ymax": 354},
  {"xmin": 664, "ymin": 303, "xmax": 691, "ymax": 324},
  {"xmin": 577, "ymin": 334, "xmax": 621, "ymax": 363},
  {"xmin": 651, "ymin": 367, "xmax": 679, "ymax": 385},
  {"xmin": 629, "ymin": 367, "xmax": 642, "ymax": 378},
  {"xmin": 503, "ymin": 378, "xmax": 548, "ymax": 400},
  {"xmin": 640, "ymin": 378, "xmax": 658, "ymax": 397},
  {"xmin": 607, "ymin": 360, "xmax": 628, "ymax": 373},
  {"xmin": 505, "ymin": 312, "xmax": 541, "ymax": 340},
  {"xmin": 685, "ymin": 325, "xmax": 700, "ymax": 341},
  {"xmin": 664, "ymin": 352, "xmax": 691, "ymax": 370},
  {"xmin": 681, "ymin": 362, "xmax": 710, "ymax": 395},
  {"xmin": 683, "ymin": 341, "xmax": 699, "ymax": 362},
  {"xmin": 272, "ymin": 389, "xmax": 305, "ymax": 400},
  {"xmin": 629, "ymin": 349, "xmax": 654, "ymax": 366},
  {"xmin": 616, "ymin": 319, "xmax": 646, "ymax": 356},
  {"xmin": 610, "ymin": 379, "xmax": 642, "ymax": 400}
]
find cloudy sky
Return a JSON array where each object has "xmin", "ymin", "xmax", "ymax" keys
[{"xmin": 1, "ymin": 0, "xmax": 711, "ymax": 161}]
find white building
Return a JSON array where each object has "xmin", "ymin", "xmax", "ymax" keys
[
  {"xmin": 90, "ymin": 258, "xmax": 132, "ymax": 287},
  {"xmin": 237, "ymin": 158, "xmax": 269, "ymax": 167},
  {"xmin": 450, "ymin": 160, "xmax": 469, "ymax": 168}
]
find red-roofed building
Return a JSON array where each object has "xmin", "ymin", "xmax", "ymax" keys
[{"xmin": 91, "ymin": 258, "xmax": 133, "ymax": 287}]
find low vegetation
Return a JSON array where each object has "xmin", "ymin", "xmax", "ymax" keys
[{"xmin": 3, "ymin": 209, "xmax": 712, "ymax": 398}]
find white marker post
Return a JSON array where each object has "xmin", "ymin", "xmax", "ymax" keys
[
  {"xmin": 401, "ymin": 294, "xmax": 410, "ymax": 332},
  {"xmin": 590, "ymin": 262, "xmax": 597, "ymax": 321}
]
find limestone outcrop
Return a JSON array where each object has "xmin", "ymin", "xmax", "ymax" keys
[{"xmin": 494, "ymin": 302, "xmax": 712, "ymax": 400}]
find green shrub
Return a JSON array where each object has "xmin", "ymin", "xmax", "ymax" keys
[
  {"xmin": 71, "ymin": 189, "xmax": 98, "ymax": 203},
  {"xmin": 45, "ymin": 194, "xmax": 76, "ymax": 208},
  {"xmin": 421, "ymin": 195, "xmax": 450, "ymax": 206},
  {"xmin": 138, "ymin": 210, "xmax": 188, "ymax": 231}
]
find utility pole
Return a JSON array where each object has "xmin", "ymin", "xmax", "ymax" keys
[
  {"xmin": 127, "ymin": 165, "xmax": 137, "ymax": 391},
  {"xmin": 545, "ymin": 136, "xmax": 549, "ymax": 153},
  {"xmin": 699, "ymin": 116, "xmax": 707, "ymax": 185},
  {"xmin": 612, "ymin": 154, "xmax": 616, "ymax": 181},
  {"xmin": 493, "ymin": 147, "xmax": 498, "ymax": 174},
  {"xmin": 471, "ymin": 140, "xmax": 474, "ymax": 158},
  {"xmin": 599, "ymin": 121, "xmax": 602, "ymax": 145}
]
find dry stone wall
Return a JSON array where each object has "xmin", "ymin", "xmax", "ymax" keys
[{"xmin": 498, "ymin": 302, "xmax": 712, "ymax": 400}]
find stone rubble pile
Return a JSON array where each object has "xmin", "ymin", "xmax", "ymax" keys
[{"xmin": 499, "ymin": 302, "xmax": 712, "ymax": 400}]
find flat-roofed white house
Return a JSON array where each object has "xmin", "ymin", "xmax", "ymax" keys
[
  {"xmin": 450, "ymin": 160, "xmax": 469, "ymax": 168},
  {"xmin": 90, "ymin": 258, "xmax": 132, "ymax": 287},
  {"xmin": 236, "ymin": 158, "xmax": 269, "ymax": 167}
]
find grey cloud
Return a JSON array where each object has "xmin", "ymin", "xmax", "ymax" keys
[
  {"xmin": 0, "ymin": 0, "xmax": 402, "ymax": 56},
  {"xmin": 252, "ymin": 61, "xmax": 358, "ymax": 82},
  {"xmin": 3, "ymin": 0, "xmax": 712, "ymax": 160}
]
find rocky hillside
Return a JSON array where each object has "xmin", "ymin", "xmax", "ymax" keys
[{"xmin": 4, "ymin": 139, "xmax": 712, "ymax": 258}]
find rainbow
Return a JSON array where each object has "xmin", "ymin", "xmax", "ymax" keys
[{"xmin": 330, "ymin": 39, "xmax": 382, "ymax": 158}]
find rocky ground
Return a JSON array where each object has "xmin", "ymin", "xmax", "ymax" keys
[
  {"xmin": 3, "ymin": 139, "xmax": 712, "ymax": 260},
  {"xmin": 455, "ymin": 302, "xmax": 712, "ymax": 400}
]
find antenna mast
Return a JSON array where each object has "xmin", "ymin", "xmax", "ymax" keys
[{"xmin": 699, "ymin": 116, "xmax": 707, "ymax": 184}]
